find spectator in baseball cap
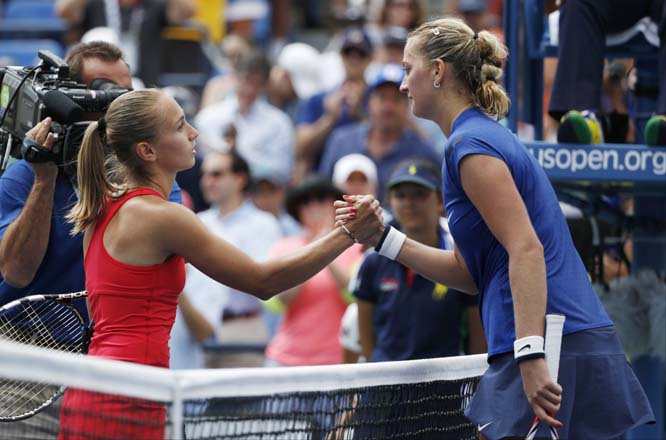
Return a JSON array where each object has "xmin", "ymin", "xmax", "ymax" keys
[
  {"xmin": 352, "ymin": 158, "xmax": 486, "ymax": 362},
  {"xmin": 318, "ymin": 63, "xmax": 441, "ymax": 202},
  {"xmin": 294, "ymin": 26, "xmax": 373, "ymax": 185},
  {"xmin": 386, "ymin": 159, "xmax": 440, "ymax": 192},
  {"xmin": 333, "ymin": 153, "xmax": 378, "ymax": 197},
  {"xmin": 383, "ymin": 26, "xmax": 408, "ymax": 51},
  {"xmin": 341, "ymin": 27, "xmax": 374, "ymax": 58},
  {"xmin": 268, "ymin": 42, "xmax": 323, "ymax": 122},
  {"xmin": 365, "ymin": 26, "xmax": 408, "ymax": 90}
]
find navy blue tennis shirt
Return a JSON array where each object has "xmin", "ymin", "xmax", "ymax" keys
[
  {"xmin": 442, "ymin": 108, "xmax": 611, "ymax": 358},
  {"xmin": 353, "ymin": 228, "xmax": 474, "ymax": 361}
]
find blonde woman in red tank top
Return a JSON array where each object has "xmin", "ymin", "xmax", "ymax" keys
[{"xmin": 14, "ymin": 89, "xmax": 385, "ymax": 440}]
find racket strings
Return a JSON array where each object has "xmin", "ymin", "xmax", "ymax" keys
[
  {"xmin": 31, "ymin": 304, "xmax": 82, "ymax": 351},
  {"xmin": 25, "ymin": 303, "xmax": 61, "ymax": 349},
  {"xmin": 0, "ymin": 303, "xmax": 83, "ymax": 351},
  {"xmin": 0, "ymin": 298, "xmax": 86, "ymax": 420},
  {"xmin": 0, "ymin": 378, "xmax": 59, "ymax": 418}
]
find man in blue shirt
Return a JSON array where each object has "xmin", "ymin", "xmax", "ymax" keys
[
  {"xmin": 352, "ymin": 160, "xmax": 485, "ymax": 362},
  {"xmin": 0, "ymin": 41, "xmax": 181, "ymax": 311},
  {"xmin": 294, "ymin": 27, "xmax": 373, "ymax": 180},
  {"xmin": 318, "ymin": 64, "xmax": 441, "ymax": 202}
]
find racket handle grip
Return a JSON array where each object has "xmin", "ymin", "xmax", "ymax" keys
[{"xmin": 544, "ymin": 314, "xmax": 566, "ymax": 382}]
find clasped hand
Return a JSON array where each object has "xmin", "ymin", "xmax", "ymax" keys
[
  {"xmin": 334, "ymin": 195, "xmax": 384, "ymax": 245},
  {"xmin": 25, "ymin": 117, "xmax": 57, "ymax": 179},
  {"xmin": 520, "ymin": 357, "xmax": 564, "ymax": 429}
]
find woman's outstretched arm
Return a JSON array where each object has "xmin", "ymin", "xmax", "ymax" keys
[
  {"xmin": 334, "ymin": 197, "xmax": 477, "ymax": 294},
  {"xmin": 158, "ymin": 195, "xmax": 382, "ymax": 300}
]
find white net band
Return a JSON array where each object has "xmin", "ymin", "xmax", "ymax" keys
[{"xmin": 0, "ymin": 340, "xmax": 489, "ymax": 440}]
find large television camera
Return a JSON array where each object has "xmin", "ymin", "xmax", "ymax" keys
[{"xmin": 0, "ymin": 50, "xmax": 130, "ymax": 173}]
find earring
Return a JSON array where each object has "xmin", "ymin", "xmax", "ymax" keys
[{"xmin": 433, "ymin": 81, "xmax": 441, "ymax": 89}]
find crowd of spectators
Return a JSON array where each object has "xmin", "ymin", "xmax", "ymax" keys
[
  {"xmin": 1, "ymin": 0, "xmax": 660, "ymax": 372},
  {"xmin": 45, "ymin": 0, "xmax": 498, "ymax": 369}
]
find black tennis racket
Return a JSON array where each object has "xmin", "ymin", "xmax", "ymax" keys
[{"xmin": 0, "ymin": 290, "xmax": 92, "ymax": 421}]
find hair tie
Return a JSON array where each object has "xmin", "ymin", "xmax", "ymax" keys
[
  {"xmin": 432, "ymin": 28, "xmax": 440, "ymax": 36},
  {"xmin": 473, "ymin": 33, "xmax": 478, "ymax": 40},
  {"xmin": 486, "ymin": 76, "xmax": 496, "ymax": 83},
  {"xmin": 97, "ymin": 117, "xmax": 107, "ymax": 141}
]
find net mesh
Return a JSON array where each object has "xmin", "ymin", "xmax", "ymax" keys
[
  {"xmin": 0, "ymin": 341, "xmax": 488, "ymax": 440},
  {"xmin": 182, "ymin": 379, "xmax": 479, "ymax": 439}
]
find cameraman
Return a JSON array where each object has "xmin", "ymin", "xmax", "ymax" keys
[{"xmin": 0, "ymin": 41, "xmax": 182, "ymax": 308}]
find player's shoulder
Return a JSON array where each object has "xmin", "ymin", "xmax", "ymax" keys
[{"xmin": 121, "ymin": 193, "xmax": 195, "ymax": 229}]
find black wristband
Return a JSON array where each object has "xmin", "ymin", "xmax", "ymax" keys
[
  {"xmin": 515, "ymin": 352, "xmax": 545, "ymax": 364},
  {"xmin": 374, "ymin": 225, "xmax": 391, "ymax": 252}
]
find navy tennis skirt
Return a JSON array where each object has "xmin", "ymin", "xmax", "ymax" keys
[{"xmin": 464, "ymin": 326, "xmax": 655, "ymax": 440}]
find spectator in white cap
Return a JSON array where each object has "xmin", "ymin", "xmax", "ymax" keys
[
  {"xmin": 332, "ymin": 153, "xmax": 378, "ymax": 198},
  {"xmin": 268, "ymin": 43, "xmax": 323, "ymax": 122},
  {"xmin": 339, "ymin": 302, "xmax": 363, "ymax": 363}
]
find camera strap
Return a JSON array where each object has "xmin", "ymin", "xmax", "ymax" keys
[
  {"xmin": 21, "ymin": 138, "xmax": 57, "ymax": 164},
  {"xmin": 69, "ymin": 176, "xmax": 80, "ymax": 201}
]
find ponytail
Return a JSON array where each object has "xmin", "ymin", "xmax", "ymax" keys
[
  {"xmin": 66, "ymin": 89, "xmax": 164, "ymax": 235},
  {"xmin": 473, "ymin": 31, "xmax": 510, "ymax": 119},
  {"xmin": 409, "ymin": 18, "xmax": 510, "ymax": 119},
  {"xmin": 67, "ymin": 121, "xmax": 119, "ymax": 235}
]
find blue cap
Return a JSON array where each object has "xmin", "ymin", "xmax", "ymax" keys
[
  {"xmin": 368, "ymin": 63, "xmax": 405, "ymax": 94},
  {"xmin": 387, "ymin": 160, "xmax": 441, "ymax": 191},
  {"xmin": 341, "ymin": 27, "xmax": 373, "ymax": 55}
]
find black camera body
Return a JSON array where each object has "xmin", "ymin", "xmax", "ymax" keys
[{"xmin": 0, "ymin": 50, "xmax": 130, "ymax": 173}]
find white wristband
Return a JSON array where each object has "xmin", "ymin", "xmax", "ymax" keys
[
  {"xmin": 376, "ymin": 226, "xmax": 406, "ymax": 260},
  {"xmin": 513, "ymin": 335, "xmax": 545, "ymax": 362}
]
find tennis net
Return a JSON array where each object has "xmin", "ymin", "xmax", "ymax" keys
[{"xmin": 0, "ymin": 340, "xmax": 488, "ymax": 439}]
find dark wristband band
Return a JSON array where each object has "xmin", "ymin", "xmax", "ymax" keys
[
  {"xmin": 515, "ymin": 352, "xmax": 546, "ymax": 364},
  {"xmin": 374, "ymin": 225, "xmax": 391, "ymax": 252}
]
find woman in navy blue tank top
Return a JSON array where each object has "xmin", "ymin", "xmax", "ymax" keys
[{"xmin": 337, "ymin": 17, "xmax": 653, "ymax": 440}]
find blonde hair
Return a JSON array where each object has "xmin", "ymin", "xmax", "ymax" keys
[
  {"xmin": 409, "ymin": 17, "xmax": 510, "ymax": 118},
  {"xmin": 67, "ymin": 89, "xmax": 165, "ymax": 234}
]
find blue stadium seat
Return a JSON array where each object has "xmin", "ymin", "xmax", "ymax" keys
[
  {"xmin": 0, "ymin": 39, "xmax": 64, "ymax": 67},
  {"xmin": 4, "ymin": 1, "xmax": 57, "ymax": 19},
  {"xmin": 0, "ymin": 18, "xmax": 66, "ymax": 42}
]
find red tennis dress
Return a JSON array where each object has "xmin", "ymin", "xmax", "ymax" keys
[{"xmin": 59, "ymin": 188, "xmax": 185, "ymax": 440}]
